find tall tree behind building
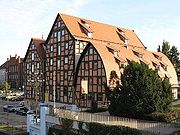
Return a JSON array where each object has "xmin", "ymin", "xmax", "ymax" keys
[{"xmin": 157, "ymin": 40, "xmax": 180, "ymax": 80}]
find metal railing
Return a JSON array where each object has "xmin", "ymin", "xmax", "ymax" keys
[{"xmin": 53, "ymin": 108, "xmax": 180, "ymax": 135}]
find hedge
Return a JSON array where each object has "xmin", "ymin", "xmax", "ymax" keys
[{"xmin": 48, "ymin": 121, "xmax": 142, "ymax": 135}]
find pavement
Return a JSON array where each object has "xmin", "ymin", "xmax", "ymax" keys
[{"xmin": 0, "ymin": 99, "xmax": 26, "ymax": 127}]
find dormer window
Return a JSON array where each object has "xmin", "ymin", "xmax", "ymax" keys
[
  {"xmin": 117, "ymin": 29, "xmax": 128, "ymax": 45},
  {"xmin": 153, "ymin": 53, "xmax": 162, "ymax": 61},
  {"xmin": 125, "ymin": 39, "xmax": 128, "ymax": 45},
  {"xmin": 114, "ymin": 51, "xmax": 119, "ymax": 57},
  {"xmin": 107, "ymin": 47, "xmax": 119, "ymax": 57},
  {"xmin": 78, "ymin": 21, "xmax": 93, "ymax": 38},
  {"xmin": 160, "ymin": 62, "xmax": 168, "ymax": 71},
  {"xmin": 133, "ymin": 50, "xmax": 143, "ymax": 58},
  {"xmin": 152, "ymin": 62, "xmax": 160, "ymax": 70},
  {"xmin": 81, "ymin": 19, "xmax": 90, "ymax": 27}
]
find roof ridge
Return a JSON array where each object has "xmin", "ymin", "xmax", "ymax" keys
[{"xmin": 59, "ymin": 13, "xmax": 133, "ymax": 32}]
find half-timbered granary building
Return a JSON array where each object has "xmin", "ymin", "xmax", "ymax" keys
[
  {"xmin": 44, "ymin": 13, "xmax": 179, "ymax": 108},
  {"xmin": 23, "ymin": 38, "xmax": 45, "ymax": 109}
]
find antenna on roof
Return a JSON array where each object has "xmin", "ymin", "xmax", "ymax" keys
[{"xmin": 42, "ymin": 33, "xmax": 44, "ymax": 39}]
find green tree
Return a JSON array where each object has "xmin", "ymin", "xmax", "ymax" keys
[
  {"xmin": 106, "ymin": 62, "xmax": 173, "ymax": 118},
  {"xmin": 161, "ymin": 40, "xmax": 170, "ymax": 57},
  {"xmin": 1, "ymin": 81, "xmax": 10, "ymax": 93},
  {"xmin": 157, "ymin": 40, "xmax": 180, "ymax": 80},
  {"xmin": 157, "ymin": 45, "xmax": 161, "ymax": 52}
]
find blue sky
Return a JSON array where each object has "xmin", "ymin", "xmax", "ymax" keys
[{"xmin": 0, "ymin": 0, "xmax": 180, "ymax": 64}]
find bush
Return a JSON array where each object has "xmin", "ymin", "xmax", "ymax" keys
[
  {"xmin": 85, "ymin": 122, "xmax": 142, "ymax": 135},
  {"xmin": 48, "ymin": 121, "xmax": 142, "ymax": 135},
  {"xmin": 143, "ymin": 109, "xmax": 180, "ymax": 122}
]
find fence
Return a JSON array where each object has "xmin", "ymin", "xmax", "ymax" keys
[{"xmin": 53, "ymin": 108, "xmax": 180, "ymax": 135}]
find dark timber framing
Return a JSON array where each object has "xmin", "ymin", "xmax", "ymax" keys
[{"xmin": 75, "ymin": 43, "xmax": 107, "ymax": 107}]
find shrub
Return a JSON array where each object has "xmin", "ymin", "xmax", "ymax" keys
[
  {"xmin": 143, "ymin": 109, "xmax": 180, "ymax": 122},
  {"xmin": 48, "ymin": 121, "xmax": 142, "ymax": 135}
]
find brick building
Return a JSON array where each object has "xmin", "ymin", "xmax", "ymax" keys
[{"xmin": 0, "ymin": 55, "xmax": 23, "ymax": 90}]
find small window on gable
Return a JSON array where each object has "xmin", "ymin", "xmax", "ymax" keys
[
  {"xmin": 54, "ymin": 32, "xmax": 57, "ymax": 37},
  {"xmin": 61, "ymin": 29, "xmax": 65, "ymax": 36},
  {"xmin": 32, "ymin": 52, "xmax": 34, "ymax": 60},
  {"xmin": 89, "ymin": 48, "xmax": 93, "ymax": 54},
  {"xmin": 32, "ymin": 64, "xmax": 34, "ymax": 73},
  {"xmin": 58, "ymin": 21, "xmax": 61, "ymax": 27},
  {"xmin": 32, "ymin": 44, "xmax": 35, "ymax": 49},
  {"xmin": 57, "ymin": 31, "xmax": 61, "ymax": 41}
]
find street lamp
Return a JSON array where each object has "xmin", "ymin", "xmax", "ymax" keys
[{"xmin": 28, "ymin": 72, "xmax": 45, "ymax": 123}]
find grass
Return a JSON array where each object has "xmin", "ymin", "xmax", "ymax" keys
[
  {"xmin": 173, "ymin": 104, "xmax": 180, "ymax": 108},
  {"xmin": 0, "ymin": 124, "xmax": 23, "ymax": 133}
]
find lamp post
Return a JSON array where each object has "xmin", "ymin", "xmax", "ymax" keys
[{"xmin": 28, "ymin": 72, "xmax": 45, "ymax": 123}]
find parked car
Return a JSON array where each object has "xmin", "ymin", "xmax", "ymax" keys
[
  {"xmin": 11, "ymin": 95, "xmax": 24, "ymax": 101},
  {"xmin": 16, "ymin": 107, "xmax": 28, "ymax": 115},
  {"xmin": 6, "ymin": 93, "xmax": 16, "ymax": 100},
  {"xmin": 3, "ymin": 105, "xmax": 14, "ymax": 112}
]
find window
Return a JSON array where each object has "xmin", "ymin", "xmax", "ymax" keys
[
  {"xmin": 27, "ymin": 64, "xmax": 29, "ymax": 69},
  {"xmin": 58, "ymin": 46, "xmax": 61, "ymax": 55},
  {"xmin": 97, "ymin": 94, "xmax": 103, "ymax": 101},
  {"xmin": 57, "ymin": 31, "xmax": 61, "ymax": 41},
  {"xmin": 58, "ymin": 21, "xmax": 60, "ymax": 27},
  {"xmin": 50, "ymin": 46, "xmax": 53, "ymax": 52},
  {"xmin": 64, "ymin": 42, "xmax": 68, "ymax": 49},
  {"xmin": 54, "ymin": 32, "xmax": 57, "ymax": 37},
  {"xmin": 64, "ymin": 72, "xmax": 68, "ymax": 79},
  {"xmin": 50, "ymin": 59, "xmax": 53, "ymax": 65},
  {"xmin": 64, "ymin": 87, "xmax": 68, "ymax": 96},
  {"xmin": 32, "ymin": 44, "xmax": 35, "ymax": 49},
  {"xmin": 57, "ymin": 60, "xmax": 60, "ymax": 68},
  {"xmin": 64, "ymin": 57, "xmax": 68, "ymax": 64},
  {"xmin": 80, "ymin": 42, "xmax": 83, "ymax": 49},
  {"xmin": 32, "ymin": 64, "xmax": 34, "ymax": 73},
  {"xmin": 93, "ymin": 62, "xmax": 98, "ymax": 70},
  {"xmin": 114, "ymin": 51, "xmax": 119, "ymax": 57},
  {"xmin": 37, "ymin": 63, "xmax": 39, "ymax": 69},
  {"xmin": 89, "ymin": 48, "xmax": 93, "ymax": 54},
  {"xmin": 85, "ymin": 62, "xmax": 88, "ymax": 69},
  {"xmin": 61, "ymin": 30, "xmax": 65, "ymax": 36},
  {"xmin": 32, "ymin": 52, "xmax": 34, "ymax": 60}
]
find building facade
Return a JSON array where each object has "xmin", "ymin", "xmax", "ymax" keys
[
  {"xmin": 0, "ymin": 61, "xmax": 8, "ymax": 86},
  {"xmin": 43, "ymin": 13, "xmax": 179, "ymax": 108},
  {"xmin": 23, "ymin": 38, "xmax": 45, "ymax": 109},
  {"xmin": 0, "ymin": 55, "xmax": 23, "ymax": 90}
]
